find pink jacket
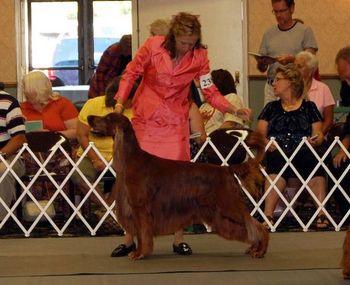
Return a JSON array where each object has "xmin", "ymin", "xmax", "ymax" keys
[{"xmin": 115, "ymin": 36, "xmax": 229, "ymax": 161}]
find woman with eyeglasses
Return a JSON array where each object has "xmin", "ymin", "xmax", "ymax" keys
[{"xmin": 256, "ymin": 63, "xmax": 329, "ymax": 230}]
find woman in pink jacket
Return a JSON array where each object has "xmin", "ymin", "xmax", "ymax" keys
[{"xmin": 111, "ymin": 12, "xmax": 251, "ymax": 257}]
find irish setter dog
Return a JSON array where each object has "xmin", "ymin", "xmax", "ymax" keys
[
  {"xmin": 88, "ymin": 113, "xmax": 269, "ymax": 260},
  {"xmin": 342, "ymin": 229, "xmax": 350, "ymax": 278}
]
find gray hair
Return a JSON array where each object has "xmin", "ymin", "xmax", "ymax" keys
[
  {"xmin": 149, "ymin": 19, "xmax": 170, "ymax": 36},
  {"xmin": 295, "ymin": 51, "xmax": 318, "ymax": 74}
]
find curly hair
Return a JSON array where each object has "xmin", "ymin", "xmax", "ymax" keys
[
  {"xmin": 163, "ymin": 12, "xmax": 206, "ymax": 58},
  {"xmin": 276, "ymin": 63, "xmax": 304, "ymax": 98},
  {"xmin": 211, "ymin": 69, "xmax": 237, "ymax": 95}
]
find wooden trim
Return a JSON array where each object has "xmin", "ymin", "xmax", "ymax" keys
[
  {"xmin": 2, "ymin": 82, "xmax": 18, "ymax": 88},
  {"xmin": 248, "ymin": 74, "xmax": 341, "ymax": 80}
]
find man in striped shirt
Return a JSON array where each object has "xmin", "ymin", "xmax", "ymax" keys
[{"xmin": 0, "ymin": 84, "xmax": 26, "ymax": 221}]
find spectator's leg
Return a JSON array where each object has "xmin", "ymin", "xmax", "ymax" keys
[
  {"xmin": 264, "ymin": 174, "xmax": 287, "ymax": 219},
  {"xmin": 71, "ymin": 157, "xmax": 106, "ymax": 207},
  {"xmin": 0, "ymin": 158, "xmax": 25, "ymax": 220},
  {"xmin": 308, "ymin": 176, "xmax": 327, "ymax": 208}
]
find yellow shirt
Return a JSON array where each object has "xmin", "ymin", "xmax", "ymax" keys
[
  {"xmin": 77, "ymin": 96, "xmax": 133, "ymax": 161},
  {"xmin": 77, "ymin": 96, "xmax": 115, "ymax": 161}
]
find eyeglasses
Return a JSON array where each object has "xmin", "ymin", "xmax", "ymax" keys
[
  {"xmin": 274, "ymin": 76, "xmax": 287, "ymax": 82},
  {"xmin": 272, "ymin": 8, "xmax": 290, "ymax": 15}
]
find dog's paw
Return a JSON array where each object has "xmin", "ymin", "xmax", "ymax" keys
[
  {"xmin": 245, "ymin": 245, "xmax": 266, "ymax": 258},
  {"xmin": 128, "ymin": 251, "xmax": 145, "ymax": 260}
]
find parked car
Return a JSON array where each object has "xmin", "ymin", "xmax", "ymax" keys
[{"xmin": 48, "ymin": 36, "xmax": 119, "ymax": 86}]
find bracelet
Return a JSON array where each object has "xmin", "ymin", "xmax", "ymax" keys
[{"xmin": 116, "ymin": 103, "xmax": 124, "ymax": 110}]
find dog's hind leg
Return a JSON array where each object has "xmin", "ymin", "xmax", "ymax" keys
[
  {"xmin": 212, "ymin": 212, "xmax": 268, "ymax": 258},
  {"xmin": 244, "ymin": 217, "xmax": 269, "ymax": 258}
]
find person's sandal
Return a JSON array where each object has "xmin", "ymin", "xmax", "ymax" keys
[{"xmin": 316, "ymin": 214, "xmax": 330, "ymax": 230}]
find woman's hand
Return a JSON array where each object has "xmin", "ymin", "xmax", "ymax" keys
[
  {"xmin": 307, "ymin": 132, "xmax": 323, "ymax": 146},
  {"xmin": 277, "ymin": 54, "xmax": 294, "ymax": 65},
  {"xmin": 115, "ymin": 103, "xmax": 124, "ymax": 114},
  {"xmin": 333, "ymin": 150, "xmax": 349, "ymax": 168},
  {"xmin": 200, "ymin": 109, "xmax": 214, "ymax": 125},
  {"xmin": 236, "ymin": 108, "xmax": 252, "ymax": 122},
  {"xmin": 91, "ymin": 158, "xmax": 106, "ymax": 172}
]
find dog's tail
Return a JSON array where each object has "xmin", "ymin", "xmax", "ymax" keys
[{"xmin": 230, "ymin": 131, "xmax": 265, "ymax": 198}]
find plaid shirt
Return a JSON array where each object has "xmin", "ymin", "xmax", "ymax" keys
[{"xmin": 88, "ymin": 43, "xmax": 131, "ymax": 98}]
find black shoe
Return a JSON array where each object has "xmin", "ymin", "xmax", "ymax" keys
[
  {"xmin": 173, "ymin": 242, "xmax": 192, "ymax": 255},
  {"xmin": 111, "ymin": 242, "xmax": 136, "ymax": 257}
]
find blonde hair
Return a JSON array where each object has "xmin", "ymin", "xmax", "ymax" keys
[
  {"xmin": 23, "ymin": 71, "xmax": 59, "ymax": 105},
  {"xmin": 276, "ymin": 63, "xmax": 304, "ymax": 98},
  {"xmin": 149, "ymin": 19, "xmax": 170, "ymax": 36}
]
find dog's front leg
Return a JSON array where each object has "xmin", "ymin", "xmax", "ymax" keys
[{"xmin": 128, "ymin": 208, "xmax": 154, "ymax": 260}]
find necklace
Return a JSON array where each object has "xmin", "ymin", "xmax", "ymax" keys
[{"xmin": 282, "ymin": 99, "xmax": 301, "ymax": 111}]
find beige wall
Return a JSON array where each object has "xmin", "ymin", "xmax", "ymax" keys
[
  {"xmin": 2, "ymin": 1, "xmax": 349, "ymax": 86},
  {"xmin": 0, "ymin": 0, "xmax": 16, "ymax": 86},
  {"xmin": 248, "ymin": 0, "xmax": 350, "ymax": 77}
]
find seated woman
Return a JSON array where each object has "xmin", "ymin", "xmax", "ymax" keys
[
  {"xmin": 286, "ymin": 51, "xmax": 335, "ymax": 208},
  {"xmin": 295, "ymin": 51, "xmax": 335, "ymax": 135},
  {"xmin": 199, "ymin": 69, "xmax": 247, "ymax": 134},
  {"xmin": 21, "ymin": 71, "xmax": 79, "ymax": 216},
  {"xmin": 198, "ymin": 69, "xmax": 250, "ymax": 165},
  {"xmin": 256, "ymin": 63, "xmax": 329, "ymax": 229},
  {"xmin": 21, "ymin": 70, "xmax": 78, "ymax": 139},
  {"xmin": 71, "ymin": 76, "xmax": 138, "ymax": 206}
]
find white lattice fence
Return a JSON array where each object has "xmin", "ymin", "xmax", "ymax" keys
[{"xmin": 0, "ymin": 135, "xmax": 348, "ymax": 236}]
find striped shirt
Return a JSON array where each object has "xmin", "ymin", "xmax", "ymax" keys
[{"xmin": 0, "ymin": 91, "xmax": 25, "ymax": 149}]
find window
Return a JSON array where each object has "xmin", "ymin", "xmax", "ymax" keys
[{"xmin": 27, "ymin": 0, "xmax": 132, "ymax": 86}]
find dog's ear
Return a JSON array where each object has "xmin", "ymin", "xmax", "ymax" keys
[
  {"xmin": 87, "ymin": 113, "xmax": 130, "ymax": 137},
  {"xmin": 106, "ymin": 113, "xmax": 132, "ymax": 132},
  {"xmin": 87, "ymin": 115, "xmax": 99, "ymax": 127},
  {"xmin": 87, "ymin": 114, "xmax": 113, "ymax": 136}
]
